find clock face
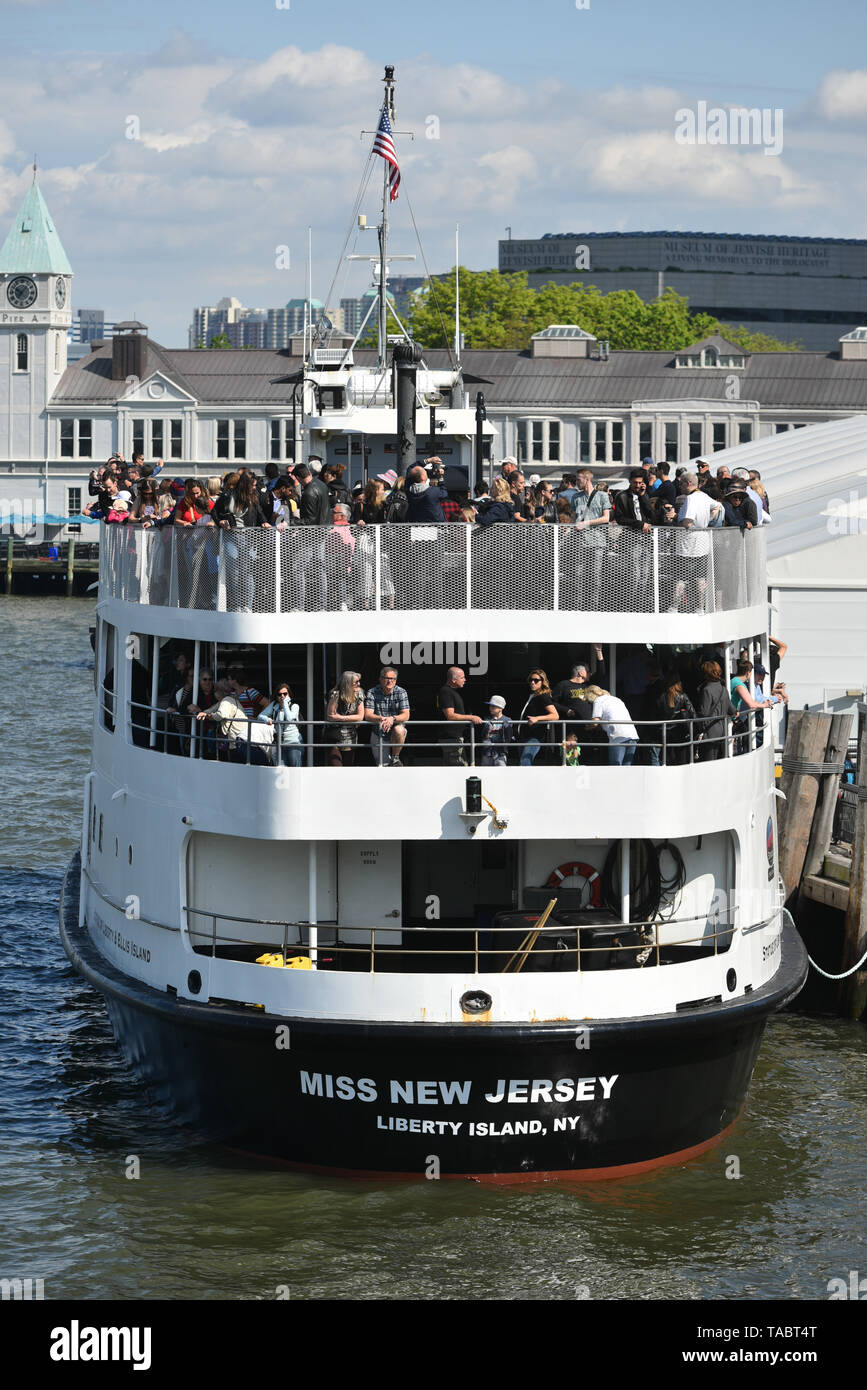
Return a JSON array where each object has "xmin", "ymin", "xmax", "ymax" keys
[
  {"xmin": 7, "ymin": 276, "xmax": 38, "ymax": 309},
  {"xmin": 54, "ymin": 278, "xmax": 67, "ymax": 309}
]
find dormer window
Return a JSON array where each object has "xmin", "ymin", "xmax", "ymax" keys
[
  {"xmin": 674, "ymin": 336, "xmax": 747, "ymax": 369},
  {"xmin": 15, "ymin": 334, "xmax": 28, "ymax": 371}
]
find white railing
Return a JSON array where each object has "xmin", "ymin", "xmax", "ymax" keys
[{"xmin": 99, "ymin": 523, "xmax": 765, "ymax": 616}]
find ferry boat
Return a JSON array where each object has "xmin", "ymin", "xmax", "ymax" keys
[{"xmin": 59, "ymin": 69, "xmax": 807, "ymax": 1180}]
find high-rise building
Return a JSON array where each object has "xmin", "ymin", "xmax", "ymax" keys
[
  {"xmin": 191, "ymin": 297, "xmax": 344, "ymax": 349},
  {"xmin": 69, "ymin": 308, "xmax": 116, "ymax": 343}
]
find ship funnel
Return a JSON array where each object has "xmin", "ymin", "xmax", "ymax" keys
[{"xmin": 393, "ymin": 339, "xmax": 422, "ymax": 478}]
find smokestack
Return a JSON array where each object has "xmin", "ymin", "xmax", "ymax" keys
[
  {"xmin": 393, "ymin": 340, "xmax": 422, "ymax": 478},
  {"xmin": 112, "ymin": 321, "xmax": 147, "ymax": 382}
]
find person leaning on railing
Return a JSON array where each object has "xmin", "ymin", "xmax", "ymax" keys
[
  {"xmin": 577, "ymin": 685, "xmax": 640, "ymax": 767},
  {"xmin": 730, "ymin": 658, "xmax": 782, "ymax": 756},
  {"xmin": 195, "ymin": 680, "xmax": 268, "ymax": 766}
]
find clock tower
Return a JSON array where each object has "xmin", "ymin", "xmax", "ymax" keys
[{"xmin": 0, "ymin": 165, "xmax": 73, "ymax": 461}]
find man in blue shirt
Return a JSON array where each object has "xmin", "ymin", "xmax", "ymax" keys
[{"xmin": 365, "ymin": 667, "xmax": 411, "ymax": 766}]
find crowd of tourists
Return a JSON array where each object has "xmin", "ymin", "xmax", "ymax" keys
[
  {"xmin": 89, "ymin": 451, "xmax": 769, "ymax": 613},
  {"xmin": 141, "ymin": 640, "xmax": 787, "ymax": 771},
  {"xmin": 85, "ymin": 451, "xmax": 771, "ymax": 532}
]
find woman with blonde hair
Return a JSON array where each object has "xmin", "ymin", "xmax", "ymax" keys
[
  {"xmin": 477, "ymin": 475, "xmax": 520, "ymax": 527},
  {"xmin": 578, "ymin": 684, "xmax": 639, "ymax": 766},
  {"xmin": 325, "ymin": 670, "xmax": 365, "ymax": 767}
]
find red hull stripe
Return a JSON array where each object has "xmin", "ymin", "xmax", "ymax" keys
[{"xmin": 224, "ymin": 1114, "xmax": 742, "ymax": 1185}]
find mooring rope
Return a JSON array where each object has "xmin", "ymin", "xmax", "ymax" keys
[{"xmin": 784, "ymin": 907, "xmax": 867, "ymax": 980}]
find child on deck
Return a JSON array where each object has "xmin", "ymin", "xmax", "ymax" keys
[
  {"xmin": 480, "ymin": 696, "xmax": 513, "ymax": 767},
  {"xmin": 563, "ymin": 730, "xmax": 582, "ymax": 766}
]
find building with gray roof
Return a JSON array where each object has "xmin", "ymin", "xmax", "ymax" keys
[
  {"xmin": 4, "ymin": 185, "xmax": 867, "ymax": 529},
  {"xmin": 499, "ymin": 231, "xmax": 867, "ymax": 351}
]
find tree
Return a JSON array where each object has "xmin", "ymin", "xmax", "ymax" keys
[
  {"xmin": 208, "ymin": 332, "xmax": 232, "ymax": 349},
  {"xmin": 408, "ymin": 269, "xmax": 797, "ymax": 353},
  {"xmin": 716, "ymin": 323, "xmax": 801, "ymax": 352},
  {"xmin": 410, "ymin": 268, "xmax": 537, "ymax": 350}
]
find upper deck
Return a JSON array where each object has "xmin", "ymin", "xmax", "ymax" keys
[{"xmin": 99, "ymin": 523, "xmax": 766, "ymax": 643}]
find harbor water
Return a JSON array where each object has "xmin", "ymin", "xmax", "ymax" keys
[{"xmin": 1, "ymin": 595, "xmax": 864, "ymax": 1301}]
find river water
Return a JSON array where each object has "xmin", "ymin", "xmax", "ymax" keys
[{"xmin": 0, "ymin": 595, "xmax": 864, "ymax": 1301}]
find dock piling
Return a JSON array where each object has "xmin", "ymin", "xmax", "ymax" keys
[{"xmin": 841, "ymin": 704, "xmax": 867, "ymax": 1020}]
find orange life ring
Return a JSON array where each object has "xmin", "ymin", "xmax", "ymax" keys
[{"xmin": 546, "ymin": 861, "xmax": 602, "ymax": 908}]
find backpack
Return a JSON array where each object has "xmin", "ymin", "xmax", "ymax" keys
[{"xmin": 383, "ymin": 491, "xmax": 408, "ymax": 523}]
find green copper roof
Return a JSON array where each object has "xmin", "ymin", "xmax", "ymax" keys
[{"xmin": 0, "ymin": 180, "xmax": 72, "ymax": 275}]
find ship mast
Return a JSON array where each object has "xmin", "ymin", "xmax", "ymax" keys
[{"xmin": 377, "ymin": 65, "xmax": 396, "ymax": 371}]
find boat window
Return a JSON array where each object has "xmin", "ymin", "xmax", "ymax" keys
[{"xmin": 99, "ymin": 621, "xmax": 117, "ymax": 733}]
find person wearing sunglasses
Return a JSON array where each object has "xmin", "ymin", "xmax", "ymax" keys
[
  {"xmin": 325, "ymin": 671, "xmax": 365, "ymax": 767},
  {"xmin": 518, "ymin": 670, "xmax": 559, "ymax": 766},
  {"xmin": 258, "ymin": 681, "xmax": 304, "ymax": 768}
]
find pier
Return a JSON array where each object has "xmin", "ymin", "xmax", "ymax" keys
[
  {"xmin": 2, "ymin": 538, "xmax": 99, "ymax": 596},
  {"xmin": 779, "ymin": 706, "xmax": 867, "ymax": 1019}
]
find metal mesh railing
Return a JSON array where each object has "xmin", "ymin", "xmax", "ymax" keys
[{"xmin": 100, "ymin": 523, "xmax": 765, "ymax": 616}]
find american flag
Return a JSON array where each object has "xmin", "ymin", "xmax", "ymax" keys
[{"xmin": 372, "ymin": 105, "xmax": 400, "ymax": 202}]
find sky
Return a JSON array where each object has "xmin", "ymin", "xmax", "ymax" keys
[{"xmin": 1, "ymin": 0, "xmax": 866, "ymax": 343}]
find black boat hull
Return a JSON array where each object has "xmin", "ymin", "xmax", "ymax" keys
[{"xmin": 60, "ymin": 856, "xmax": 808, "ymax": 1180}]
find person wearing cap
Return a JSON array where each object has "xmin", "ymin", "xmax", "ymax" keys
[
  {"xmin": 480, "ymin": 695, "xmax": 514, "ymax": 767},
  {"xmin": 730, "ymin": 467, "xmax": 765, "ymax": 518},
  {"xmin": 722, "ymin": 485, "xmax": 758, "ymax": 529},
  {"xmin": 499, "ymin": 456, "xmax": 518, "ymax": 481}
]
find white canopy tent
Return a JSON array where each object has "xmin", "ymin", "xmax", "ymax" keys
[{"xmin": 706, "ymin": 416, "xmax": 867, "ymax": 712}]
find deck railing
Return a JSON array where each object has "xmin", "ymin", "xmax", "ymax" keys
[
  {"xmin": 183, "ymin": 903, "xmax": 743, "ymax": 975},
  {"xmin": 126, "ymin": 704, "xmax": 768, "ymax": 766},
  {"xmin": 99, "ymin": 522, "xmax": 765, "ymax": 616}
]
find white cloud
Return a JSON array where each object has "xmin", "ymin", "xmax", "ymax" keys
[
  {"xmin": 0, "ymin": 41, "xmax": 855, "ymax": 341},
  {"xmin": 476, "ymin": 146, "xmax": 537, "ymax": 208},
  {"xmin": 588, "ymin": 131, "xmax": 818, "ymax": 206},
  {"xmin": 817, "ymin": 68, "xmax": 867, "ymax": 121}
]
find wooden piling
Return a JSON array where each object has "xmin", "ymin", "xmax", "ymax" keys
[
  {"xmin": 841, "ymin": 704, "xmax": 867, "ymax": 1020},
  {"xmin": 778, "ymin": 711, "xmax": 833, "ymax": 898},
  {"xmin": 804, "ymin": 712, "xmax": 854, "ymax": 878},
  {"xmin": 65, "ymin": 536, "xmax": 76, "ymax": 596},
  {"xmin": 4, "ymin": 537, "xmax": 12, "ymax": 594}
]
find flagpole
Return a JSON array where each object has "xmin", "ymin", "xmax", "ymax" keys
[
  {"xmin": 378, "ymin": 67, "xmax": 395, "ymax": 371},
  {"xmin": 455, "ymin": 224, "xmax": 461, "ymax": 366}
]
